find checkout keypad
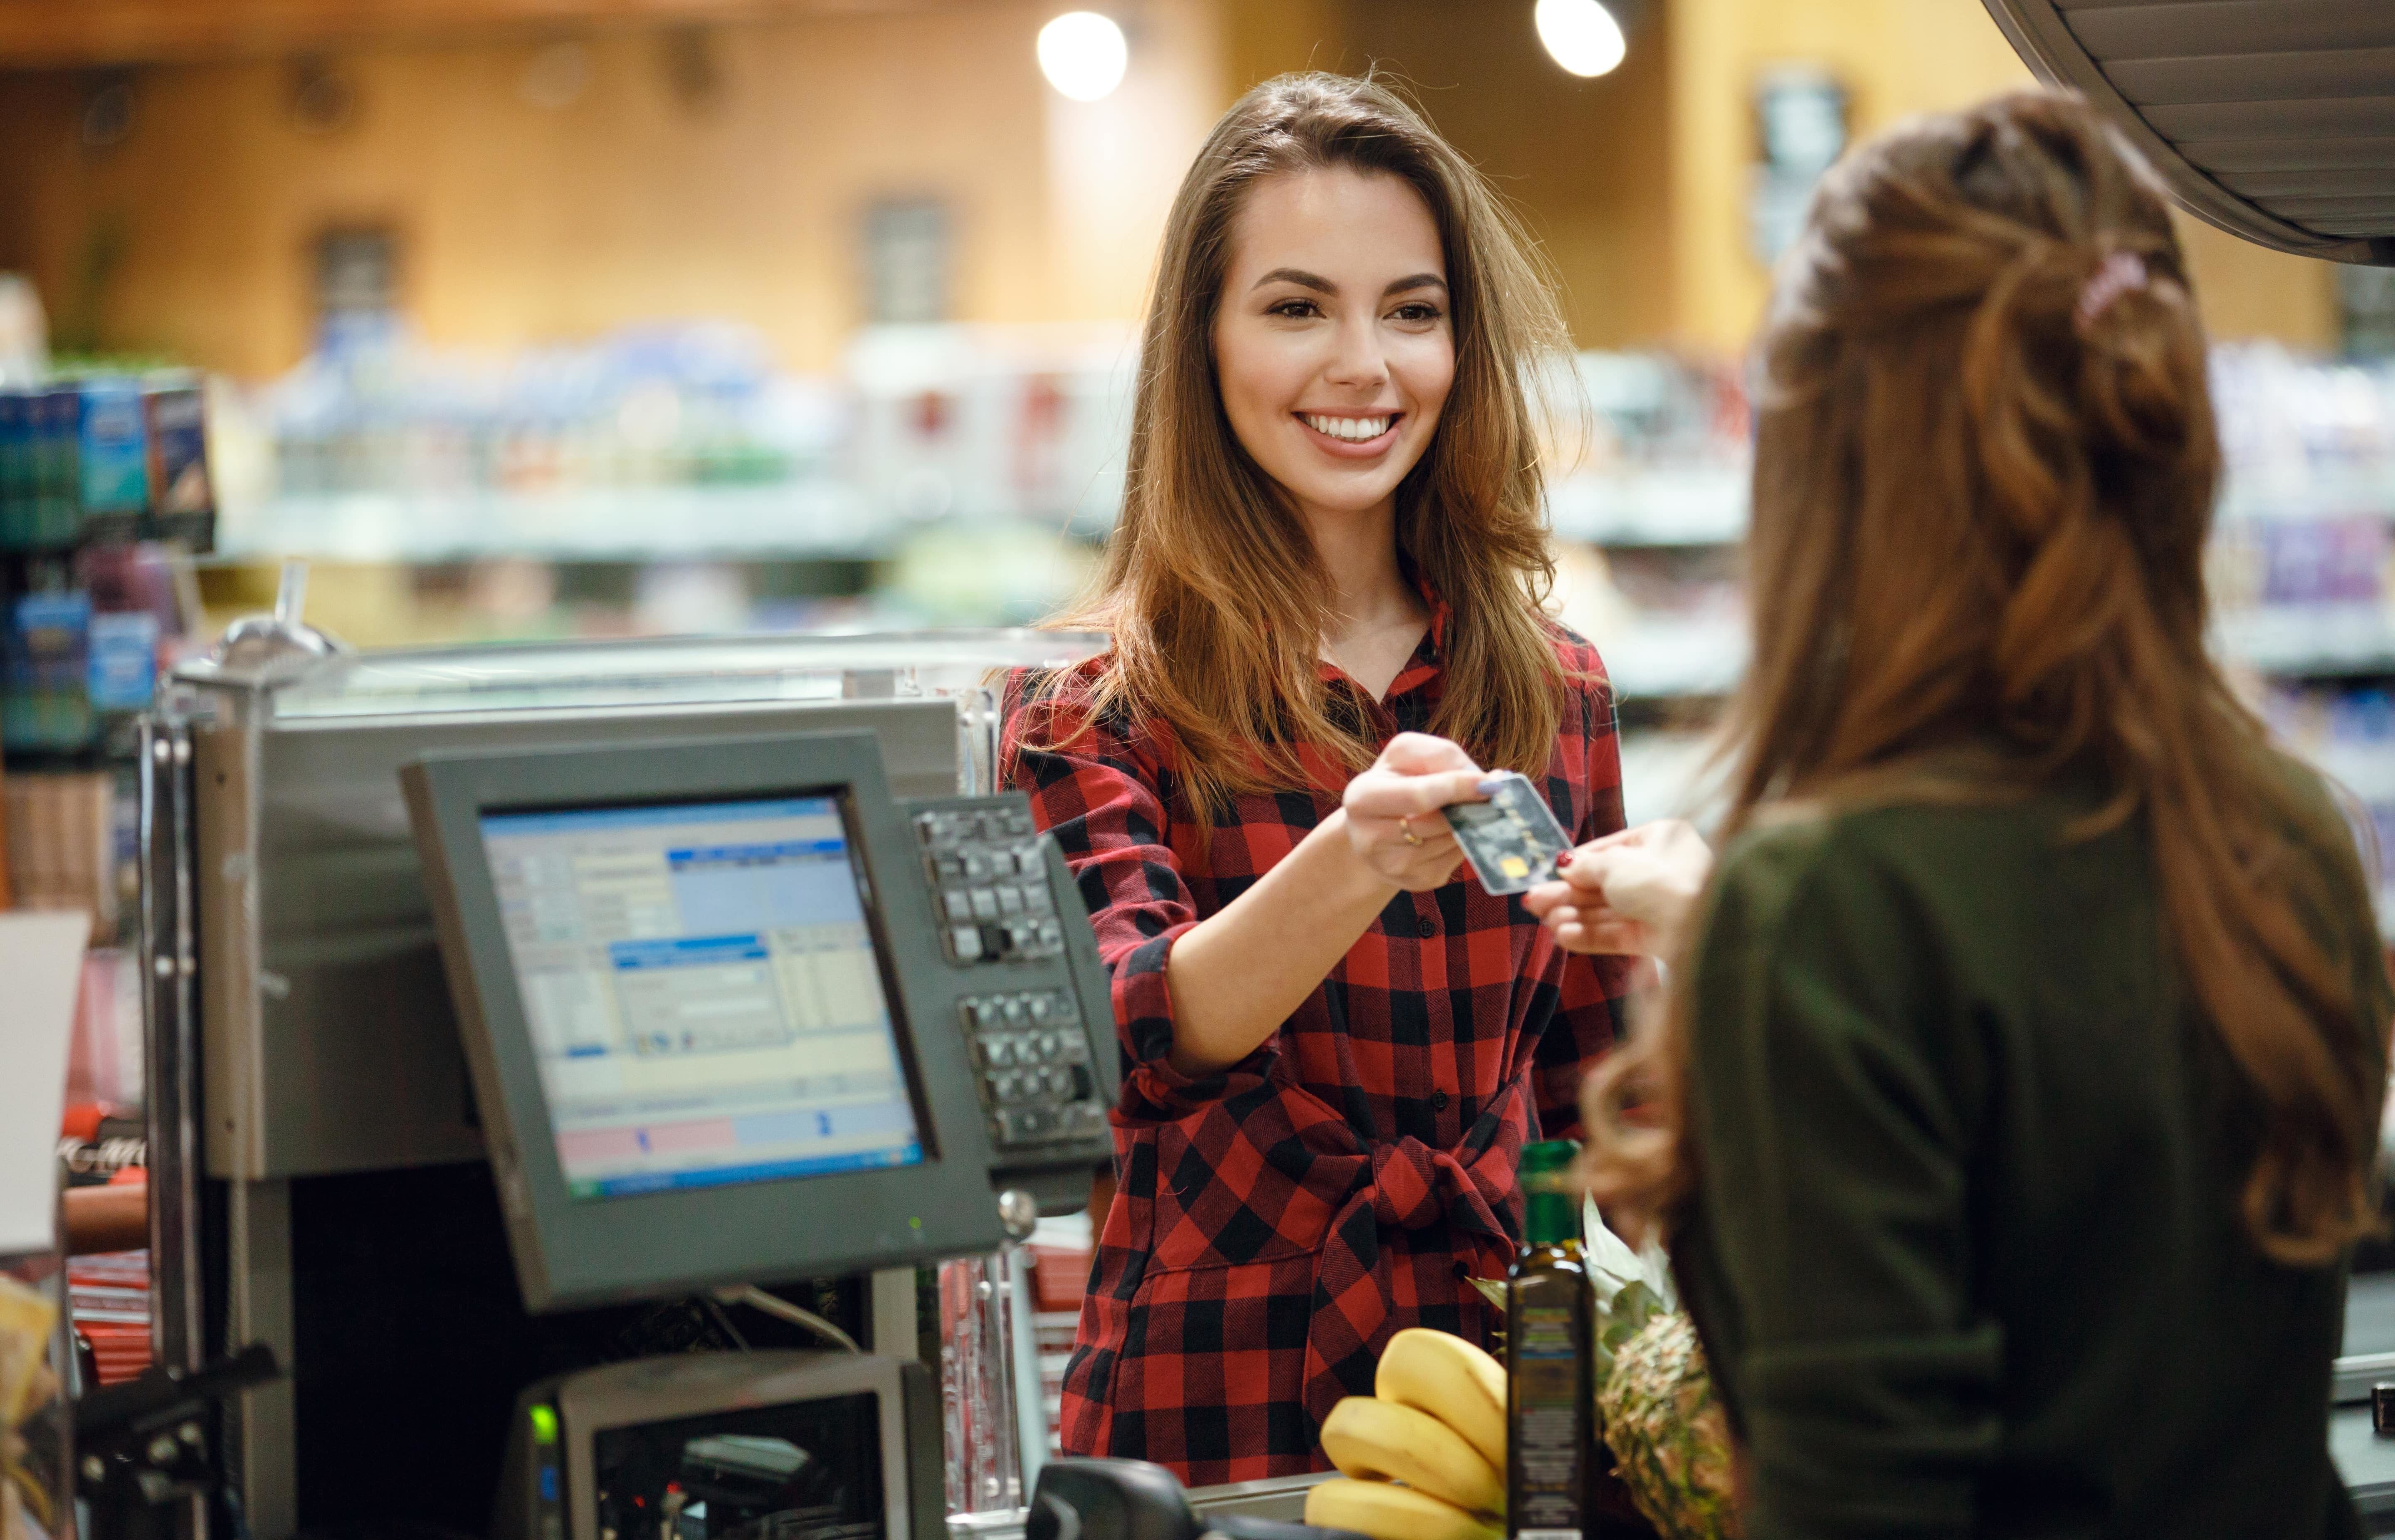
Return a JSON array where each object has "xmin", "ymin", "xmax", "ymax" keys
[
  {"xmin": 914, "ymin": 804, "xmax": 1067, "ymax": 965},
  {"xmin": 961, "ymin": 989, "xmax": 1106, "ymax": 1148}
]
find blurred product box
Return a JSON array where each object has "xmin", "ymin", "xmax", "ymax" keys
[
  {"xmin": 0, "ymin": 543, "xmax": 188, "ymax": 756},
  {"xmin": 3, "ymin": 590, "xmax": 91, "ymax": 750},
  {"xmin": 0, "ymin": 379, "xmax": 212, "ymax": 553},
  {"xmin": 85, "ymin": 610, "xmax": 158, "ymax": 715},
  {"xmin": 0, "ymin": 392, "xmax": 24, "ymax": 547},
  {"xmin": 76, "ymin": 379, "xmax": 148, "ymax": 540},
  {"xmin": 143, "ymin": 383, "xmax": 215, "ymax": 549},
  {"xmin": 65, "ymin": 1248, "xmax": 151, "ymax": 1387},
  {"xmin": 2, "ymin": 768, "xmax": 116, "ymax": 936},
  {"xmin": 34, "ymin": 386, "xmax": 80, "ymax": 547}
]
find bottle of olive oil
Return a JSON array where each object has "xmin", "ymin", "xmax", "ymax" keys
[{"xmin": 1506, "ymin": 1140, "xmax": 1593, "ymax": 1540}]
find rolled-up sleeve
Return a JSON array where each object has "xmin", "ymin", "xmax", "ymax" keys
[
  {"xmin": 1001, "ymin": 671, "xmax": 1233, "ymax": 1117},
  {"xmin": 1686, "ymin": 829, "xmax": 2001, "ymax": 1539}
]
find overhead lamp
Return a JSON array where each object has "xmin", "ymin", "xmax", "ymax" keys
[
  {"xmin": 1038, "ymin": 11, "xmax": 1129, "ymax": 102},
  {"xmin": 1536, "ymin": 0, "xmax": 1627, "ymax": 78}
]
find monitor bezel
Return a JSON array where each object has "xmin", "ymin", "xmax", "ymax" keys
[{"xmin": 405, "ymin": 731, "xmax": 1005, "ymax": 1311}]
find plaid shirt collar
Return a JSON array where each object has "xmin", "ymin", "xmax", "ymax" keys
[{"xmin": 1315, "ymin": 564, "xmax": 1451, "ymax": 708}]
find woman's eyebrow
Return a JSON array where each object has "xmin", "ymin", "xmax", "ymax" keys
[
  {"xmin": 1251, "ymin": 267, "xmax": 1335, "ymax": 294},
  {"xmin": 1246, "ymin": 269, "xmax": 1450, "ymax": 297}
]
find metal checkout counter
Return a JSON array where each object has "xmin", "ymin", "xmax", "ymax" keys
[{"xmin": 123, "ymin": 600, "xmax": 1328, "ymax": 1540}]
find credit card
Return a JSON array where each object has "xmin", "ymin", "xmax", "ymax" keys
[{"xmin": 1442, "ymin": 771, "xmax": 1573, "ymax": 896}]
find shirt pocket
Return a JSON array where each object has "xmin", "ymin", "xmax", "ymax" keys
[{"xmin": 1151, "ymin": 1095, "xmax": 1340, "ymax": 1273}]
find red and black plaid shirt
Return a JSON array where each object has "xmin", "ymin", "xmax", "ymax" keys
[{"xmin": 1001, "ymin": 598, "xmax": 1634, "ymax": 1486}]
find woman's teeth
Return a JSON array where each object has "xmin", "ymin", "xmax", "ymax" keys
[{"xmin": 1301, "ymin": 413, "xmax": 1393, "ymax": 442}]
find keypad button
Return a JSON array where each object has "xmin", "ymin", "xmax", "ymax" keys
[
  {"xmin": 1029, "ymin": 994, "xmax": 1054, "ymax": 1022},
  {"xmin": 984, "ymin": 1037, "xmax": 1013, "ymax": 1067},
  {"xmin": 1047, "ymin": 1067, "xmax": 1074, "ymax": 1098},
  {"xmin": 996, "ymin": 886, "xmax": 1024, "ymax": 917},
  {"xmin": 943, "ymin": 890, "xmax": 973, "ymax": 923},
  {"xmin": 963, "ymin": 852, "xmax": 993, "ymax": 881},
  {"xmin": 949, "ymin": 925, "xmax": 984, "ymax": 963},
  {"xmin": 969, "ymin": 889, "xmax": 1000, "ymax": 922},
  {"xmin": 1022, "ymin": 883, "xmax": 1056, "ymax": 917},
  {"xmin": 1056, "ymin": 1031, "xmax": 1089, "ymax": 1063},
  {"xmin": 1002, "ymin": 997, "xmax": 1031, "ymax": 1027},
  {"xmin": 1069, "ymin": 1064, "xmax": 1096, "ymax": 1101},
  {"xmin": 998, "ymin": 1106, "xmax": 1057, "ymax": 1144}
]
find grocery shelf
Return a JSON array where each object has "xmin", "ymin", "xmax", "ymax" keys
[
  {"xmin": 2302, "ymin": 742, "xmax": 2395, "ymax": 805},
  {"xmin": 1618, "ymin": 728, "xmax": 1725, "ymax": 827},
  {"xmin": 2216, "ymin": 605, "xmax": 2395, "ymax": 678},
  {"xmin": 1547, "ymin": 464, "xmax": 1748, "ymax": 546},
  {"xmin": 2217, "ymin": 469, "xmax": 2395, "ymax": 526},
  {"xmin": 1600, "ymin": 616, "xmax": 1747, "ymax": 701},
  {"xmin": 215, "ymin": 482, "xmax": 901, "ymax": 563}
]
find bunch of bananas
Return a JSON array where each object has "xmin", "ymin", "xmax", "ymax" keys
[{"xmin": 1305, "ymin": 1329, "xmax": 1509, "ymax": 1540}]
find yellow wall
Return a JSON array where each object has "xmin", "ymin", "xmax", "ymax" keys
[
  {"xmin": 0, "ymin": 0, "xmax": 1220, "ymax": 376},
  {"xmin": 1221, "ymin": 0, "xmax": 1353, "ymax": 96},
  {"xmin": 1217, "ymin": 1, "xmax": 1674, "ymax": 351},
  {"xmin": 1345, "ymin": 1, "xmax": 1676, "ymax": 352},
  {"xmin": 1663, "ymin": 0, "xmax": 2337, "ymax": 349},
  {"xmin": 0, "ymin": 0, "xmax": 2341, "ymax": 379}
]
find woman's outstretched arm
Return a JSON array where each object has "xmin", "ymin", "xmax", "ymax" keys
[{"xmin": 1164, "ymin": 731, "xmax": 1489, "ymax": 1075}]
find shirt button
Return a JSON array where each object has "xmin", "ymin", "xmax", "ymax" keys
[
  {"xmin": 1416, "ymin": 914, "xmax": 1437, "ymax": 939},
  {"xmin": 1431, "ymin": 1090, "xmax": 1450, "ymax": 1113}
]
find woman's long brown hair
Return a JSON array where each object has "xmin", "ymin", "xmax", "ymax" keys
[
  {"xmin": 1044, "ymin": 72, "xmax": 1574, "ymax": 818},
  {"xmin": 1582, "ymin": 91, "xmax": 2386, "ymax": 1266}
]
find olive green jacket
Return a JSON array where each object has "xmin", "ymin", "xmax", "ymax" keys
[{"xmin": 1674, "ymin": 765, "xmax": 2389, "ymax": 1539}]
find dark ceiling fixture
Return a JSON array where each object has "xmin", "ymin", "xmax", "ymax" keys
[{"xmin": 1978, "ymin": 1, "xmax": 2395, "ymax": 267}]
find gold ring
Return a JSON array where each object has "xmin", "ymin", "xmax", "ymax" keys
[{"xmin": 1400, "ymin": 817, "xmax": 1422, "ymax": 847}]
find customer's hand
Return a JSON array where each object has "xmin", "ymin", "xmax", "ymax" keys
[
  {"xmin": 1523, "ymin": 819, "xmax": 1713, "ymax": 956},
  {"xmin": 1341, "ymin": 732, "xmax": 1489, "ymax": 893}
]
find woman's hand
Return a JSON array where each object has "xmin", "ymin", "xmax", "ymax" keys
[
  {"xmin": 1523, "ymin": 819, "xmax": 1713, "ymax": 957},
  {"xmin": 1340, "ymin": 732, "xmax": 1491, "ymax": 892}
]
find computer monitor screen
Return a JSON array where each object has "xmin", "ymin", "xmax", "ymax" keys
[
  {"xmin": 406, "ymin": 728, "xmax": 1011, "ymax": 1308},
  {"xmin": 478, "ymin": 794, "xmax": 925, "ymax": 1200}
]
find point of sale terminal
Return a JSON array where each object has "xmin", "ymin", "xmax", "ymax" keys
[{"xmin": 111, "ymin": 634, "xmax": 1321, "ymax": 1540}]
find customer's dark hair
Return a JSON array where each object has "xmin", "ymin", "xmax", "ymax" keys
[{"xmin": 1582, "ymin": 90, "xmax": 2388, "ymax": 1266}]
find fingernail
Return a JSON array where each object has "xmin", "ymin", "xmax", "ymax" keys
[
  {"xmin": 1554, "ymin": 849, "xmax": 1572, "ymax": 868},
  {"xmin": 1474, "ymin": 775, "xmax": 1505, "ymax": 795}
]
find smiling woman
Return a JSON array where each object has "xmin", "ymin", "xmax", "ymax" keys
[
  {"xmin": 998, "ymin": 74, "xmax": 1640, "ymax": 1486},
  {"xmin": 1215, "ymin": 171, "xmax": 1455, "ymax": 595}
]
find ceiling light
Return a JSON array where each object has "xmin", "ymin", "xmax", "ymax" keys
[
  {"xmin": 1536, "ymin": 0, "xmax": 1627, "ymax": 78},
  {"xmin": 1038, "ymin": 12, "xmax": 1128, "ymax": 102}
]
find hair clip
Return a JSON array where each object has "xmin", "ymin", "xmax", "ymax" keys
[{"xmin": 2075, "ymin": 251, "xmax": 2149, "ymax": 333}]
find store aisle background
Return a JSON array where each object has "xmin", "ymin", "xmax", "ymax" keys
[
  {"xmin": 3, "ymin": 0, "xmax": 2390, "ymax": 928},
  {"xmin": 6, "ymin": 0, "xmax": 2395, "ymax": 1454}
]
